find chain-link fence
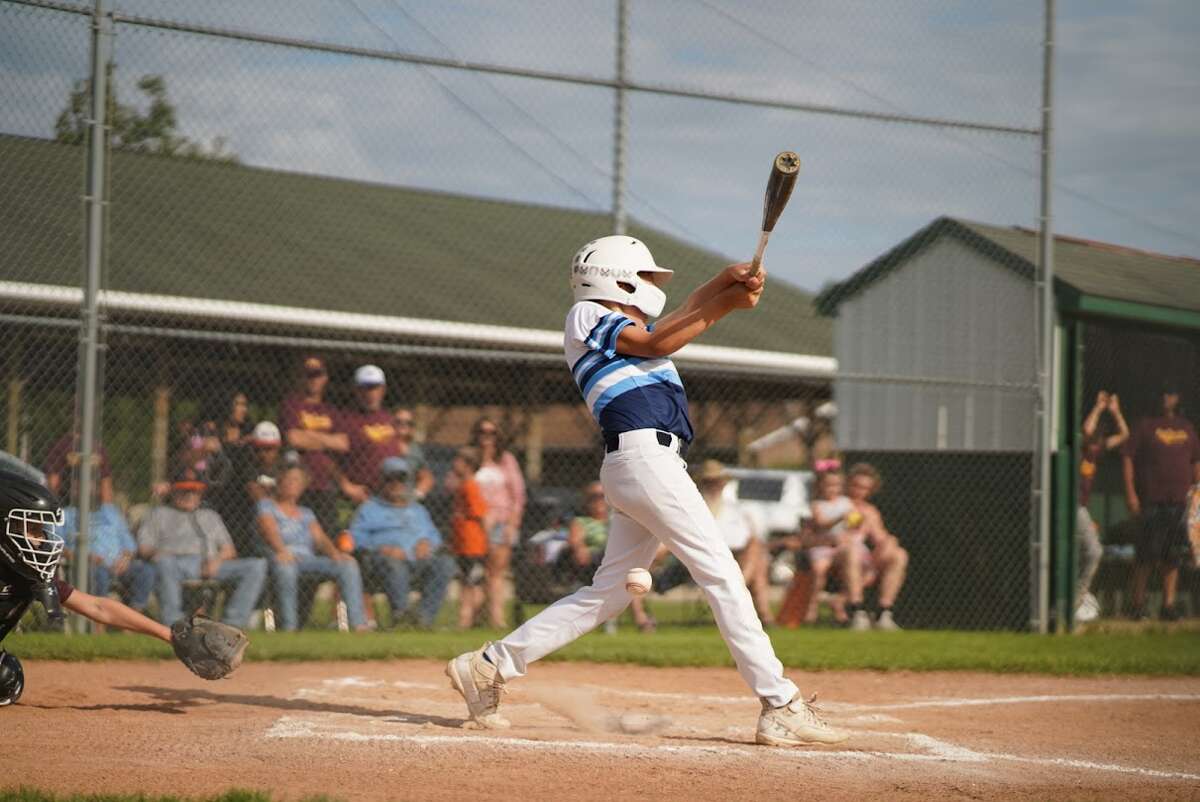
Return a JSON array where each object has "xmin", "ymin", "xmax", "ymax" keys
[{"xmin": 2, "ymin": 0, "xmax": 1057, "ymax": 633}]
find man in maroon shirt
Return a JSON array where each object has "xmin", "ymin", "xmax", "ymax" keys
[
  {"xmin": 42, "ymin": 430, "xmax": 114, "ymax": 506},
  {"xmin": 279, "ymin": 356, "xmax": 349, "ymax": 535},
  {"xmin": 339, "ymin": 365, "xmax": 400, "ymax": 505},
  {"xmin": 1122, "ymin": 381, "xmax": 1200, "ymax": 621}
]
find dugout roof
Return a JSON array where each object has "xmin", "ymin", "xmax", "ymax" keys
[
  {"xmin": 816, "ymin": 216, "xmax": 1200, "ymax": 327},
  {"xmin": 0, "ymin": 134, "xmax": 831, "ymax": 367}
]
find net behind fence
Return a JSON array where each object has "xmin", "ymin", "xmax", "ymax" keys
[{"xmin": 2, "ymin": 0, "xmax": 1055, "ymax": 633}]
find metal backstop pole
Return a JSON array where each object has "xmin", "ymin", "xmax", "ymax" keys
[
  {"xmin": 1032, "ymin": 0, "xmax": 1057, "ymax": 634},
  {"xmin": 611, "ymin": 0, "xmax": 628, "ymax": 236},
  {"xmin": 72, "ymin": 0, "xmax": 112, "ymax": 632}
]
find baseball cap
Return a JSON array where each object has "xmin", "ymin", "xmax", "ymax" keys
[
  {"xmin": 380, "ymin": 456, "xmax": 410, "ymax": 479},
  {"xmin": 302, "ymin": 356, "xmax": 327, "ymax": 377},
  {"xmin": 171, "ymin": 466, "xmax": 207, "ymax": 493},
  {"xmin": 251, "ymin": 421, "xmax": 281, "ymax": 446},
  {"xmin": 355, "ymin": 364, "xmax": 386, "ymax": 387},
  {"xmin": 695, "ymin": 459, "xmax": 730, "ymax": 482}
]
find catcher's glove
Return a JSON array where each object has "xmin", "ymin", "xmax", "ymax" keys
[{"xmin": 170, "ymin": 613, "xmax": 249, "ymax": 680}]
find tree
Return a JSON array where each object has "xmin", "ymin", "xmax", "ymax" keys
[{"xmin": 55, "ymin": 68, "xmax": 237, "ymax": 163}]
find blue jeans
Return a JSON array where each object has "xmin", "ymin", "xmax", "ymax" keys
[
  {"xmin": 358, "ymin": 550, "xmax": 455, "ymax": 628},
  {"xmin": 156, "ymin": 554, "xmax": 268, "ymax": 628},
  {"xmin": 269, "ymin": 554, "xmax": 366, "ymax": 631},
  {"xmin": 92, "ymin": 559, "xmax": 157, "ymax": 612}
]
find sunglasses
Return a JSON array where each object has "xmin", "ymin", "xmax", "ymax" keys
[
  {"xmin": 395, "ymin": 419, "xmax": 414, "ymax": 426},
  {"xmin": 477, "ymin": 428, "xmax": 498, "ymax": 436}
]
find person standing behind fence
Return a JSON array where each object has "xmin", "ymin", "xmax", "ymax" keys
[
  {"xmin": 340, "ymin": 365, "xmax": 402, "ymax": 505},
  {"xmin": 42, "ymin": 429, "xmax": 114, "ymax": 506},
  {"xmin": 450, "ymin": 447, "xmax": 490, "ymax": 629},
  {"xmin": 392, "ymin": 407, "xmax": 435, "ymax": 500},
  {"xmin": 280, "ymin": 356, "xmax": 350, "ymax": 537},
  {"xmin": 462, "ymin": 417, "xmax": 526, "ymax": 629},
  {"xmin": 1076, "ymin": 392, "xmax": 1129, "ymax": 622},
  {"xmin": 1122, "ymin": 381, "xmax": 1200, "ymax": 621},
  {"xmin": 257, "ymin": 464, "xmax": 368, "ymax": 632}
]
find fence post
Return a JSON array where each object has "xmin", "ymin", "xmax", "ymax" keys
[
  {"xmin": 610, "ymin": 0, "xmax": 629, "ymax": 236},
  {"xmin": 72, "ymin": 0, "xmax": 114, "ymax": 629},
  {"xmin": 1031, "ymin": 0, "xmax": 1057, "ymax": 634}
]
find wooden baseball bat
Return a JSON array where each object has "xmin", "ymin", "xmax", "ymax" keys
[{"xmin": 748, "ymin": 151, "xmax": 801, "ymax": 278}]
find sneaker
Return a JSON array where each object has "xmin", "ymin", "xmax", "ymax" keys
[
  {"xmin": 1127, "ymin": 604, "xmax": 1149, "ymax": 622},
  {"xmin": 1075, "ymin": 592, "xmax": 1100, "ymax": 623},
  {"xmin": 756, "ymin": 693, "xmax": 850, "ymax": 746},
  {"xmin": 874, "ymin": 610, "xmax": 901, "ymax": 631},
  {"xmin": 445, "ymin": 643, "xmax": 510, "ymax": 729},
  {"xmin": 849, "ymin": 609, "xmax": 871, "ymax": 631}
]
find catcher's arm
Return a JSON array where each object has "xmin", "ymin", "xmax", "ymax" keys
[{"xmin": 63, "ymin": 589, "xmax": 171, "ymax": 642}]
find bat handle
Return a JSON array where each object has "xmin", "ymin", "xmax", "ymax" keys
[{"xmin": 748, "ymin": 230, "xmax": 770, "ymax": 278}]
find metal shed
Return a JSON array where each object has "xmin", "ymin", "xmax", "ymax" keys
[{"xmin": 818, "ymin": 217, "xmax": 1200, "ymax": 629}]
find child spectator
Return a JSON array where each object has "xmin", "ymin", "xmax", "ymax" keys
[
  {"xmin": 450, "ymin": 447, "xmax": 490, "ymax": 629},
  {"xmin": 845, "ymin": 463, "xmax": 910, "ymax": 630},
  {"xmin": 807, "ymin": 470, "xmax": 871, "ymax": 630},
  {"xmin": 1076, "ymin": 391, "xmax": 1129, "ymax": 621},
  {"xmin": 566, "ymin": 480, "xmax": 655, "ymax": 632}
]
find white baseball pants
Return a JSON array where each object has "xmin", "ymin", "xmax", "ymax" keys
[{"xmin": 486, "ymin": 430, "xmax": 799, "ymax": 708}]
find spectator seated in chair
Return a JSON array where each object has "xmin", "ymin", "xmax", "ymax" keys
[
  {"xmin": 137, "ymin": 467, "xmax": 267, "ymax": 628},
  {"xmin": 844, "ymin": 463, "xmax": 909, "ymax": 630},
  {"xmin": 62, "ymin": 501, "xmax": 156, "ymax": 616},
  {"xmin": 257, "ymin": 464, "xmax": 369, "ymax": 632},
  {"xmin": 348, "ymin": 457, "xmax": 455, "ymax": 629}
]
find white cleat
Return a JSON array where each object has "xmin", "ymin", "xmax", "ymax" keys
[
  {"xmin": 756, "ymin": 693, "xmax": 849, "ymax": 746},
  {"xmin": 445, "ymin": 643, "xmax": 510, "ymax": 729}
]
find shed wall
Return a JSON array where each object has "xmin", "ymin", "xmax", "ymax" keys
[{"xmin": 834, "ymin": 237, "xmax": 1037, "ymax": 451}]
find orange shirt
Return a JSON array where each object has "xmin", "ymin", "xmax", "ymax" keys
[{"xmin": 452, "ymin": 477, "xmax": 488, "ymax": 557}]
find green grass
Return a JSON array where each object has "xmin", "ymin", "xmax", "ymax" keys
[
  {"xmin": 0, "ymin": 790, "xmax": 341, "ymax": 802},
  {"xmin": 8, "ymin": 624, "xmax": 1200, "ymax": 676}
]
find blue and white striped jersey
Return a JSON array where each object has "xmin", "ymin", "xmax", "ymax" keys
[{"xmin": 564, "ymin": 301, "xmax": 694, "ymax": 442}]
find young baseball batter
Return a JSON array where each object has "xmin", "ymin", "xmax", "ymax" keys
[{"xmin": 447, "ymin": 236, "xmax": 847, "ymax": 746}]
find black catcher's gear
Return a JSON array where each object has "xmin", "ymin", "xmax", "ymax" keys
[
  {"xmin": 0, "ymin": 469, "xmax": 65, "ymax": 584},
  {"xmin": 0, "ymin": 650, "xmax": 23, "ymax": 705}
]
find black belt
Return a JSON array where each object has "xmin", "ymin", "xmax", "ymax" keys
[{"xmin": 603, "ymin": 430, "xmax": 689, "ymax": 458}]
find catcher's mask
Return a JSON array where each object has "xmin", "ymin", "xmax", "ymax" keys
[
  {"xmin": 0, "ymin": 650, "xmax": 23, "ymax": 706},
  {"xmin": 0, "ymin": 470, "xmax": 65, "ymax": 584}
]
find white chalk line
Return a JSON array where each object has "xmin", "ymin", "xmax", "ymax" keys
[
  {"xmin": 265, "ymin": 715, "xmax": 1200, "ymax": 782},
  {"xmin": 296, "ymin": 677, "xmax": 1200, "ymax": 714}
]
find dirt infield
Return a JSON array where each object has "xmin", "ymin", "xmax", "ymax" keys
[{"xmin": 6, "ymin": 659, "xmax": 1199, "ymax": 801}]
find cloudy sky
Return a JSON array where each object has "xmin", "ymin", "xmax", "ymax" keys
[{"xmin": 2, "ymin": 0, "xmax": 1197, "ymax": 292}]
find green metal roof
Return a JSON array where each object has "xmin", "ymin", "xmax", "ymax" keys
[
  {"xmin": 816, "ymin": 216, "xmax": 1200, "ymax": 319},
  {"xmin": 0, "ymin": 134, "xmax": 830, "ymax": 356}
]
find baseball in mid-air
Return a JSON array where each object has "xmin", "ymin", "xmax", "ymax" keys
[{"xmin": 625, "ymin": 568, "xmax": 652, "ymax": 596}]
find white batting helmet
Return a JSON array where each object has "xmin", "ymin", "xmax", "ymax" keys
[{"xmin": 570, "ymin": 236, "xmax": 673, "ymax": 318}]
